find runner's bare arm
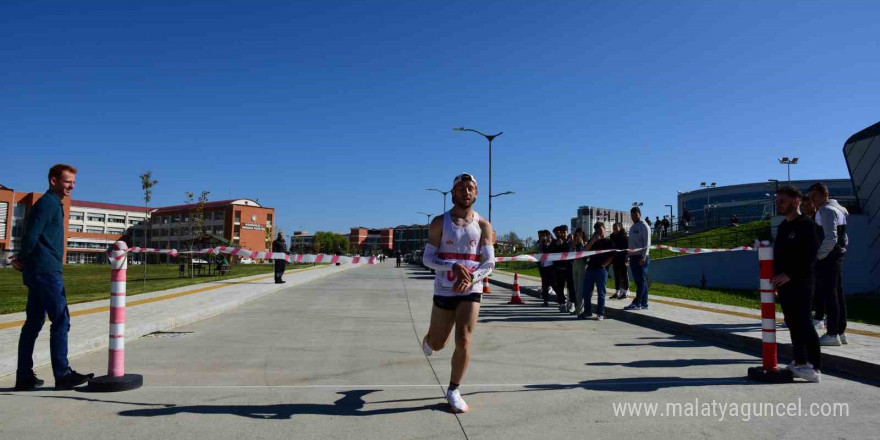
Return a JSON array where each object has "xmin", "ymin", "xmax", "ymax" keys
[
  {"xmin": 422, "ymin": 215, "xmax": 457, "ymax": 272},
  {"xmin": 470, "ymin": 218, "xmax": 496, "ymax": 283}
]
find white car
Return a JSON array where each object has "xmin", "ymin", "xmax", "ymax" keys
[{"xmin": 239, "ymin": 258, "xmax": 256, "ymax": 264}]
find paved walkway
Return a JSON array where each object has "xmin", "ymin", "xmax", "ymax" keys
[
  {"xmin": 0, "ymin": 263, "xmax": 356, "ymax": 377},
  {"xmin": 489, "ymin": 270, "xmax": 880, "ymax": 381},
  {"xmin": 0, "ymin": 263, "xmax": 877, "ymax": 440}
]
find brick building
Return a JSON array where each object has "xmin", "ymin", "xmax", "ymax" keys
[{"xmin": 149, "ymin": 199, "xmax": 275, "ymax": 253}]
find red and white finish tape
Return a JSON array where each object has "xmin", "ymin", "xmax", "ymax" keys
[
  {"xmin": 108, "ymin": 241, "xmax": 128, "ymax": 377},
  {"xmin": 757, "ymin": 241, "xmax": 778, "ymax": 371},
  {"xmin": 495, "ymin": 244, "xmax": 756, "ymax": 263},
  {"xmin": 122, "ymin": 246, "xmax": 377, "ymax": 265}
]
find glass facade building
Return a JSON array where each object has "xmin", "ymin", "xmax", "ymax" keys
[{"xmin": 677, "ymin": 179, "xmax": 857, "ymax": 231}]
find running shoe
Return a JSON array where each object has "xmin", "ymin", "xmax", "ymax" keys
[
  {"xmin": 818, "ymin": 333, "xmax": 841, "ymax": 347},
  {"xmin": 623, "ymin": 303, "xmax": 641, "ymax": 310},
  {"xmin": 447, "ymin": 389, "xmax": 469, "ymax": 413},
  {"xmin": 791, "ymin": 364, "xmax": 821, "ymax": 383},
  {"xmin": 596, "ymin": 315, "xmax": 605, "ymax": 321},
  {"xmin": 839, "ymin": 333, "xmax": 847, "ymax": 345},
  {"xmin": 812, "ymin": 319, "xmax": 825, "ymax": 330},
  {"xmin": 422, "ymin": 335, "xmax": 434, "ymax": 356}
]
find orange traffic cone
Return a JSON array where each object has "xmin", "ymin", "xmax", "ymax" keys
[
  {"xmin": 483, "ymin": 275, "xmax": 492, "ymax": 294},
  {"xmin": 508, "ymin": 272, "xmax": 524, "ymax": 304}
]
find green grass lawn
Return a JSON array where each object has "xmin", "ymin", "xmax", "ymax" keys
[
  {"xmin": 651, "ymin": 220, "xmax": 771, "ymax": 260},
  {"xmin": 495, "ymin": 263, "xmax": 880, "ymax": 325},
  {"xmin": 0, "ymin": 263, "xmax": 316, "ymax": 314}
]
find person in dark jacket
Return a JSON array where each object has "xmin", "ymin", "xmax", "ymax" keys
[
  {"xmin": 536, "ymin": 230, "xmax": 556, "ymax": 307},
  {"xmin": 272, "ymin": 232, "xmax": 287, "ymax": 284},
  {"xmin": 771, "ymin": 186, "xmax": 822, "ymax": 383},
  {"xmin": 609, "ymin": 222, "xmax": 630, "ymax": 299},
  {"xmin": 12, "ymin": 164, "xmax": 94, "ymax": 391},
  {"xmin": 551, "ymin": 225, "xmax": 575, "ymax": 313}
]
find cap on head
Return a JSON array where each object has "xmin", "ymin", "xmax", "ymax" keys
[{"xmin": 453, "ymin": 173, "xmax": 478, "ymax": 189}]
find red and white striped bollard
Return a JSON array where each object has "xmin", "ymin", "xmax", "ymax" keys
[
  {"xmin": 88, "ymin": 241, "xmax": 144, "ymax": 392},
  {"xmin": 747, "ymin": 241, "xmax": 793, "ymax": 382}
]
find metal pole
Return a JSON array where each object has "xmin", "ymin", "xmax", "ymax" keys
[
  {"xmin": 488, "ymin": 137, "xmax": 493, "ymax": 223},
  {"xmin": 706, "ymin": 188, "xmax": 710, "ymax": 230}
]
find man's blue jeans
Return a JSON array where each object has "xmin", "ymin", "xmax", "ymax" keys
[
  {"xmin": 582, "ymin": 267, "xmax": 608, "ymax": 316},
  {"xmin": 18, "ymin": 271, "xmax": 71, "ymax": 379},
  {"xmin": 629, "ymin": 256, "xmax": 650, "ymax": 307}
]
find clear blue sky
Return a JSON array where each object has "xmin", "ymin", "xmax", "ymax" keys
[{"xmin": 2, "ymin": 1, "xmax": 878, "ymax": 241}]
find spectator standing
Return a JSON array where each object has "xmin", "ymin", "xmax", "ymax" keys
[
  {"xmin": 12, "ymin": 164, "xmax": 94, "ymax": 391},
  {"xmin": 771, "ymin": 186, "xmax": 822, "ymax": 382},
  {"xmin": 551, "ymin": 225, "xmax": 575, "ymax": 313},
  {"xmin": 272, "ymin": 232, "xmax": 287, "ymax": 284},
  {"xmin": 609, "ymin": 222, "xmax": 630, "ymax": 299},
  {"xmin": 536, "ymin": 230, "xmax": 556, "ymax": 307},
  {"xmin": 683, "ymin": 210, "xmax": 692, "ymax": 233},
  {"xmin": 809, "ymin": 183, "xmax": 849, "ymax": 346},
  {"xmin": 579, "ymin": 222, "xmax": 615, "ymax": 320},
  {"xmin": 624, "ymin": 207, "xmax": 652, "ymax": 310},
  {"xmin": 571, "ymin": 228, "xmax": 588, "ymax": 317},
  {"xmin": 801, "ymin": 194, "xmax": 824, "ymax": 330}
]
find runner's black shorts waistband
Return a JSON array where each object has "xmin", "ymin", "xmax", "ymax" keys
[{"xmin": 433, "ymin": 293, "xmax": 482, "ymax": 310}]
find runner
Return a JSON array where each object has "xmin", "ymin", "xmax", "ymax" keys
[{"xmin": 420, "ymin": 173, "xmax": 495, "ymax": 414}]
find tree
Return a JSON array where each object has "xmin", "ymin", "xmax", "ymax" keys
[
  {"xmin": 139, "ymin": 171, "xmax": 158, "ymax": 286},
  {"xmin": 184, "ymin": 191, "xmax": 210, "ymax": 278},
  {"xmin": 523, "ymin": 235, "xmax": 535, "ymax": 251},
  {"xmin": 313, "ymin": 231, "xmax": 349, "ymax": 255}
]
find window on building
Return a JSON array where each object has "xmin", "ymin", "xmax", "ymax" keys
[
  {"xmin": 87, "ymin": 214, "xmax": 105, "ymax": 222},
  {"xmin": 234, "ymin": 211, "xmax": 241, "ymax": 223},
  {"xmin": 107, "ymin": 228, "xmax": 125, "ymax": 235},
  {"xmin": 129, "ymin": 217, "xmax": 144, "ymax": 225},
  {"xmin": 69, "ymin": 211, "xmax": 84, "ymax": 221},
  {"xmin": 87, "ymin": 227, "xmax": 104, "ymax": 234},
  {"xmin": 234, "ymin": 225, "xmax": 240, "ymax": 235},
  {"xmin": 69, "ymin": 225, "xmax": 83, "ymax": 233},
  {"xmin": 267, "ymin": 213, "xmax": 273, "ymax": 224},
  {"xmin": 108, "ymin": 215, "xmax": 125, "ymax": 224}
]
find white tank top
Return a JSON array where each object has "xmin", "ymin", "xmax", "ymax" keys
[{"xmin": 434, "ymin": 210, "xmax": 484, "ymax": 296}]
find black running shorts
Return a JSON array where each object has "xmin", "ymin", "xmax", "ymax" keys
[{"xmin": 433, "ymin": 293, "xmax": 482, "ymax": 310}]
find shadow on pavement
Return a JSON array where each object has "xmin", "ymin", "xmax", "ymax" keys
[
  {"xmin": 586, "ymin": 359, "xmax": 756, "ymax": 368},
  {"xmin": 615, "ymin": 340, "xmax": 713, "ymax": 348},
  {"xmin": 0, "ymin": 392, "xmax": 174, "ymax": 407},
  {"xmin": 523, "ymin": 376, "xmax": 756, "ymax": 393},
  {"xmin": 117, "ymin": 389, "xmax": 449, "ymax": 419}
]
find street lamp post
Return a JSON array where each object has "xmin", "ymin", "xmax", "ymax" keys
[
  {"xmin": 768, "ymin": 179, "xmax": 779, "ymax": 216},
  {"xmin": 700, "ymin": 182, "xmax": 717, "ymax": 230},
  {"xmin": 416, "ymin": 211, "xmax": 432, "ymax": 250},
  {"xmin": 778, "ymin": 157, "xmax": 799, "ymax": 185},
  {"xmin": 425, "ymin": 188, "xmax": 450, "ymax": 213},
  {"xmin": 454, "ymin": 127, "xmax": 503, "ymax": 222}
]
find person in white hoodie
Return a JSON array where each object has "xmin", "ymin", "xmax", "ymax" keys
[{"xmin": 808, "ymin": 182, "xmax": 849, "ymax": 346}]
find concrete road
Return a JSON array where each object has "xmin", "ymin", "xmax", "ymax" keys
[{"xmin": 1, "ymin": 264, "xmax": 877, "ymax": 440}]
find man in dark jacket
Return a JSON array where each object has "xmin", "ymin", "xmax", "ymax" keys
[
  {"xmin": 609, "ymin": 222, "xmax": 629, "ymax": 299},
  {"xmin": 771, "ymin": 186, "xmax": 822, "ymax": 383},
  {"xmin": 551, "ymin": 225, "xmax": 575, "ymax": 313},
  {"xmin": 13, "ymin": 164, "xmax": 94, "ymax": 391},
  {"xmin": 272, "ymin": 232, "xmax": 287, "ymax": 284}
]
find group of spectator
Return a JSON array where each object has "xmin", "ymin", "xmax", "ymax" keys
[
  {"xmin": 771, "ymin": 182, "xmax": 849, "ymax": 383},
  {"xmin": 649, "ymin": 216, "xmax": 672, "ymax": 238},
  {"xmin": 535, "ymin": 206, "xmax": 653, "ymax": 321}
]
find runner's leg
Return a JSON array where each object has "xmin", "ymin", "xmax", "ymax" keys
[
  {"xmin": 426, "ymin": 304, "xmax": 456, "ymax": 351},
  {"xmin": 450, "ymin": 300, "xmax": 480, "ymax": 384}
]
